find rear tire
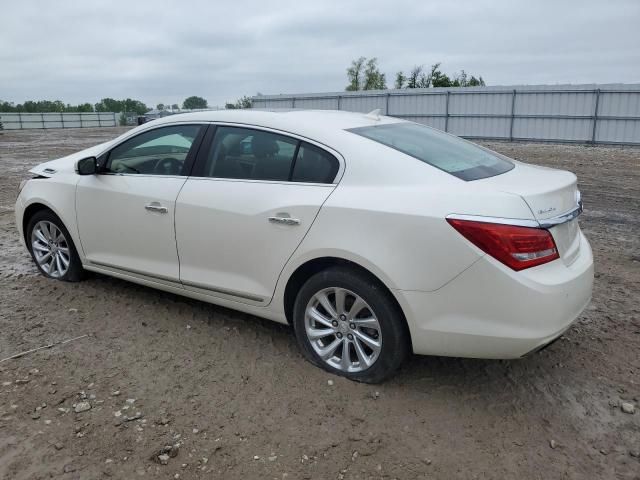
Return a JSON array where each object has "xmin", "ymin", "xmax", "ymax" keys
[
  {"xmin": 26, "ymin": 210, "xmax": 85, "ymax": 282},
  {"xmin": 293, "ymin": 266, "xmax": 409, "ymax": 383}
]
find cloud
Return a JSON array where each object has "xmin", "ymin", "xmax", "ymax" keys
[{"xmin": 1, "ymin": 0, "xmax": 638, "ymax": 108}]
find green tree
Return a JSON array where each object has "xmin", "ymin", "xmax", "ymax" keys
[
  {"xmin": 124, "ymin": 99, "xmax": 148, "ymax": 115},
  {"xmin": 346, "ymin": 57, "xmax": 366, "ymax": 91},
  {"xmin": 94, "ymin": 98, "xmax": 121, "ymax": 112},
  {"xmin": 347, "ymin": 57, "xmax": 387, "ymax": 91},
  {"xmin": 394, "ymin": 71, "xmax": 406, "ymax": 89},
  {"xmin": 75, "ymin": 103, "xmax": 94, "ymax": 112},
  {"xmin": 182, "ymin": 96, "xmax": 208, "ymax": 110},
  {"xmin": 363, "ymin": 58, "xmax": 386, "ymax": 90},
  {"xmin": 0, "ymin": 100, "xmax": 15, "ymax": 111},
  {"xmin": 1, "ymin": 98, "xmax": 152, "ymax": 113},
  {"xmin": 94, "ymin": 98, "xmax": 148, "ymax": 115},
  {"xmin": 156, "ymin": 103, "xmax": 165, "ymax": 111},
  {"xmin": 171, "ymin": 103, "xmax": 179, "ymax": 110},
  {"xmin": 467, "ymin": 75, "xmax": 485, "ymax": 87},
  {"xmin": 428, "ymin": 63, "xmax": 452, "ymax": 87},
  {"xmin": 225, "ymin": 96, "xmax": 252, "ymax": 109}
]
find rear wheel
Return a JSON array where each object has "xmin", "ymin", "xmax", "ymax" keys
[
  {"xmin": 27, "ymin": 210, "xmax": 84, "ymax": 282},
  {"xmin": 293, "ymin": 266, "xmax": 409, "ymax": 383}
]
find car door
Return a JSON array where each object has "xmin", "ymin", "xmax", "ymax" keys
[
  {"xmin": 175, "ymin": 125, "xmax": 342, "ymax": 304},
  {"xmin": 76, "ymin": 123, "xmax": 206, "ymax": 282}
]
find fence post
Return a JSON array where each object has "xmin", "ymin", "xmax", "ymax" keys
[
  {"xmin": 80, "ymin": 113, "xmax": 84, "ymax": 128},
  {"xmin": 113, "ymin": 112, "xmax": 117, "ymax": 127},
  {"xmin": 337, "ymin": 95, "xmax": 341, "ymax": 110},
  {"xmin": 385, "ymin": 93, "xmax": 391, "ymax": 115},
  {"xmin": 444, "ymin": 91, "xmax": 450, "ymax": 132},
  {"xmin": 98, "ymin": 113, "xmax": 102, "ymax": 127},
  {"xmin": 18, "ymin": 112, "xmax": 23, "ymax": 129},
  {"xmin": 591, "ymin": 89, "xmax": 600, "ymax": 144},
  {"xmin": 509, "ymin": 89, "xmax": 517, "ymax": 141},
  {"xmin": 61, "ymin": 112, "xmax": 65, "ymax": 129},
  {"xmin": 291, "ymin": 97, "xmax": 296, "ymax": 109},
  {"xmin": 41, "ymin": 112, "xmax": 45, "ymax": 129}
]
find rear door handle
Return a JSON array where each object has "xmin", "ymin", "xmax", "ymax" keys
[
  {"xmin": 268, "ymin": 215, "xmax": 300, "ymax": 226},
  {"xmin": 145, "ymin": 202, "xmax": 168, "ymax": 214}
]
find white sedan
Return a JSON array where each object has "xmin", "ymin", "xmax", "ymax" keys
[{"xmin": 15, "ymin": 109, "xmax": 594, "ymax": 382}]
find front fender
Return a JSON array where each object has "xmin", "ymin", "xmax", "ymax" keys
[{"xmin": 18, "ymin": 176, "xmax": 84, "ymax": 261}]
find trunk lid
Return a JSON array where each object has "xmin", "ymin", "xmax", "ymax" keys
[
  {"xmin": 477, "ymin": 161, "xmax": 582, "ymax": 265},
  {"xmin": 481, "ymin": 162, "xmax": 579, "ymax": 221}
]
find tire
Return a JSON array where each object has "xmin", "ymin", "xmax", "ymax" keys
[
  {"xmin": 26, "ymin": 210, "xmax": 85, "ymax": 282},
  {"xmin": 293, "ymin": 266, "xmax": 410, "ymax": 383}
]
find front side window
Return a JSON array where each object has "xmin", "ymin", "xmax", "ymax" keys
[
  {"xmin": 105, "ymin": 125, "xmax": 202, "ymax": 175},
  {"xmin": 347, "ymin": 122, "xmax": 513, "ymax": 181}
]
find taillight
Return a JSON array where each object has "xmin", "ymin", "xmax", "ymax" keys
[{"xmin": 446, "ymin": 219, "xmax": 559, "ymax": 271}]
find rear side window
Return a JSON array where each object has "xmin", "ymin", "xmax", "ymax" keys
[
  {"xmin": 196, "ymin": 126, "xmax": 339, "ymax": 183},
  {"xmin": 292, "ymin": 143, "xmax": 339, "ymax": 184},
  {"xmin": 347, "ymin": 123, "xmax": 513, "ymax": 181},
  {"xmin": 202, "ymin": 126, "xmax": 297, "ymax": 181}
]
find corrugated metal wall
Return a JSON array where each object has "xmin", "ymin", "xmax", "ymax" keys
[
  {"xmin": 252, "ymin": 84, "xmax": 640, "ymax": 145},
  {"xmin": 0, "ymin": 112, "xmax": 117, "ymax": 130}
]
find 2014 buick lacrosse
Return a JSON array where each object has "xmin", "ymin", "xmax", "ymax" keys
[{"xmin": 15, "ymin": 109, "xmax": 593, "ymax": 382}]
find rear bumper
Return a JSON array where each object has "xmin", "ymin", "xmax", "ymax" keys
[{"xmin": 395, "ymin": 231, "xmax": 594, "ymax": 359}]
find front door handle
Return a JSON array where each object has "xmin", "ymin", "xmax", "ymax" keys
[
  {"xmin": 268, "ymin": 215, "xmax": 300, "ymax": 226},
  {"xmin": 145, "ymin": 202, "xmax": 168, "ymax": 214}
]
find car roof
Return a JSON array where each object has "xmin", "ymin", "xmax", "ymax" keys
[{"xmin": 148, "ymin": 109, "xmax": 404, "ymax": 143}]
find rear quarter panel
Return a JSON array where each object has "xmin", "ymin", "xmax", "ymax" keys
[{"xmin": 276, "ymin": 137, "xmax": 537, "ymax": 295}]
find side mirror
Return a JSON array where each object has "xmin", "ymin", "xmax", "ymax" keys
[{"xmin": 76, "ymin": 156, "xmax": 97, "ymax": 175}]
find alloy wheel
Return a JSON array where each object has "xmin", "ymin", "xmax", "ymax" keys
[
  {"xmin": 304, "ymin": 287, "xmax": 382, "ymax": 373},
  {"xmin": 30, "ymin": 220, "xmax": 71, "ymax": 278}
]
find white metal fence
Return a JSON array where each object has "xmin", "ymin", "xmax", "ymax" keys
[
  {"xmin": 252, "ymin": 84, "xmax": 640, "ymax": 145},
  {"xmin": 0, "ymin": 112, "xmax": 117, "ymax": 130}
]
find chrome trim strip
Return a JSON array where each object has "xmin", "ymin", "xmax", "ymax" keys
[
  {"xmin": 184, "ymin": 176, "xmax": 336, "ymax": 187},
  {"xmin": 181, "ymin": 279, "xmax": 264, "ymax": 303},
  {"xmin": 447, "ymin": 199, "xmax": 583, "ymax": 230},
  {"xmin": 446, "ymin": 213, "xmax": 540, "ymax": 228},
  {"xmin": 537, "ymin": 199, "xmax": 583, "ymax": 229}
]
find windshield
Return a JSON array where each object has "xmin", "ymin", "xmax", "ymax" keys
[{"xmin": 347, "ymin": 122, "xmax": 514, "ymax": 181}]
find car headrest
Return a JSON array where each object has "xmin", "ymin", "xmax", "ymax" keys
[{"xmin": 251, "ymin": 134, "xmax": 279, "ymax": 158}]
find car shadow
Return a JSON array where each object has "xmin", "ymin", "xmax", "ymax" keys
[{"xmin": 85, "ymin": 270, "xmax": 563, "ymax": 392}]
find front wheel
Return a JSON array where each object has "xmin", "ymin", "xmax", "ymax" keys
[
  {"xmin": 293, "ymin": 266, "xmax": 410, "ymax": 383},
  {"xmin": 27, "ymin": 210, "xmax": 85, "ymax": 282}
]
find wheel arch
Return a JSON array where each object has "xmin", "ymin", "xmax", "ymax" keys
[
  {"xmin": 282, "ymin": 256, "xmax": 412, "ymax": 350},
  {"xmin": 22, "ymin": 202, "xmax": 59, "ymax": 244},
  {"xmin": 21, "ymin": 200, "xmax": 83, "ymax": 258}
]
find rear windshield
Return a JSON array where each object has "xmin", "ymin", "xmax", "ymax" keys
[{"xmin": 347, "ymin": 122, "xmax": 514, "ymax": 181}]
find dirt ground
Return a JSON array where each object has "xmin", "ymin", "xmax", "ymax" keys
[{"xmin": 0, "ymin": 127, "xmax": 638, "ymax": 480}]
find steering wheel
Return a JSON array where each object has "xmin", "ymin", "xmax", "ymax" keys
[{"xmin": 154, "ymin": 157, "xmax": 182, "ymax": 175}]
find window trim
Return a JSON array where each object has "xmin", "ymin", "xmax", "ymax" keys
[
  {"xmin": 96, "ymin": 122, "xmax": 209, "ymax": 177},
  {"xmin": 189, "ymin": 122, "xmax": 344, "ymax": 185}
]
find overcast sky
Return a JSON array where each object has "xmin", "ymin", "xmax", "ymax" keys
[{"xmin": 1, "ymin": 0, "xmax": 639, "ymax": 108}]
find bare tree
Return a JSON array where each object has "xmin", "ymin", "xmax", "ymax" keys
[{"xmin": 406, "ymin": 65, "xmax": 423, "ymax": 89}]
